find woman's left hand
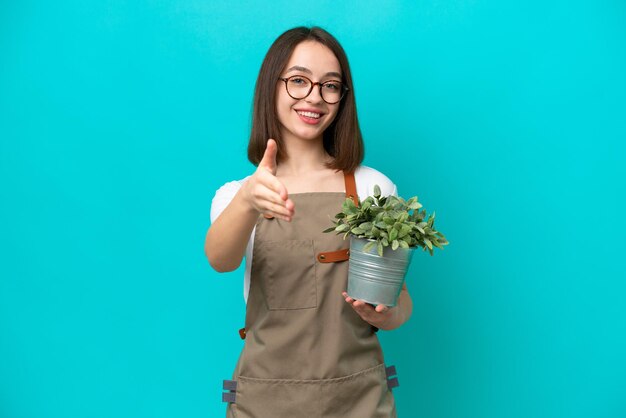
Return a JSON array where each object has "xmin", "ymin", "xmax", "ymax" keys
[{"xmin": 341, "ymin": 291, "xmax": 394, "ymax": 329}]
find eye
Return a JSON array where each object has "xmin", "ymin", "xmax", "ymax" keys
[
  {"xmin": 323, "ymin": 81, "xmax": 341, "ymax": 91},
  {"xmin": 289, "ymin": 77, "xmax": 308, "ymax": 85}
]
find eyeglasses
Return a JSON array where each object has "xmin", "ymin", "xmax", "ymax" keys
[{"xmin": 278, "ymin": 75, "xmax": 349, "ymax": 104}]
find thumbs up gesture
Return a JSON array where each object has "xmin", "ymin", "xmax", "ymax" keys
[{"xmin": 241, "ymin": 139, "xmax": 295, "ymax": 221}]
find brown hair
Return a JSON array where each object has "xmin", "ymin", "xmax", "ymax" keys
[{"xmin": 247, "ymin": 26, "xmax": 364, "ymax": 173}]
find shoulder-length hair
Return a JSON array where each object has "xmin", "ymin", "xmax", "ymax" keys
[{"xmin": 247, "ymin": 26, "xmax": 364, "ymax": 173}]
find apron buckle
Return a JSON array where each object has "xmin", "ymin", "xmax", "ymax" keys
[
  {"xmin": 385, "ymin": 365, "xmax": 399, "ymax": 390},
  {"xmin": 222, "ymin": 380, "xmax": 237, "ymax": 403}
]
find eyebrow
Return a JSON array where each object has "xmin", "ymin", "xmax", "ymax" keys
[{"xmin": 285, "ymin": 65, "xmax": 342, "ymax": 79}]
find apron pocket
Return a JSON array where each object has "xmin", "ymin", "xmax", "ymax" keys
[
  {"xmin": 231, "ymin": 366, "xmax": 395, "ymax": 418},
  {"xmin": 320, "ymin": 364, "xmax": 396, "ymax": 418},
  {"xmin": 233, "ymin": 375, "xmax": 322, "ymax": 418},
  {"xmin": 255, "ymin": 239, "xmax": 317, "ymax": 310}
]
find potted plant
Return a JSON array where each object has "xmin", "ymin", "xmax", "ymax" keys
[{"xmin": 323, "ymin": 185, "xmax": 449, "ymax": 307}]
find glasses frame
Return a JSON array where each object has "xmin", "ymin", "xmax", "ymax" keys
[{"xmin": 278, "ymin": 75, "xmax": 349, "ymax": 104}]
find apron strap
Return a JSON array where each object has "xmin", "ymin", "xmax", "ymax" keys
[
  {"xmin": 313, "ymin": 171, "xmax": 358, "ymax": 264},
  {"xmin": 344, "ymin": 171, "xmax": 359, "ymax": 206},
  {"xmin": 317, "ymin": 248, "xmax": 350, "ymax": 263}
]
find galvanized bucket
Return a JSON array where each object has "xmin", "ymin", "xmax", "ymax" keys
[{"xmin": 347, "ymin": 236, "xmax": 415, "ymax": 307}]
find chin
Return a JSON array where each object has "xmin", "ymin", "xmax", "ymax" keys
[
  {"xmin": 293, "ymin": 123, "xmax": 331, "ymax": 139},
  {"xmin": 293, "ymin": 128, "xmax": 325, "ymax": 141}
]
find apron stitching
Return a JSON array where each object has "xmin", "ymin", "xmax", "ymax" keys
[
  {"xmin": 235, "ymin": 363, "xmax": 385, "ymax": 385},
  {"xmin": 312, "ymin": 239, "xmax": 319, "ymax": 308}
]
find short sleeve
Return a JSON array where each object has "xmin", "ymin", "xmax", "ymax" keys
[
  {"xmin": 208, "ymin": 177, "xmax": 255, "ymax": 303},
  {"xmin": 354, "ymin": 165, "xmax": 398, "ymax": 200},
  {"xmin": 210, "ymin": 180, "xmax": 243, "ymax": 224},
  {"xmin": 390, "ymin": 183, "xmax": 398, "ymax": 197}
]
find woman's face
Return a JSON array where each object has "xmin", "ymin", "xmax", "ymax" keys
[{"xmin": 275, "ymin": 40, "xmax": 342, "ymax": 145}]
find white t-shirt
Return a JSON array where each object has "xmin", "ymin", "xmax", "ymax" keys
[{"xmin": 209, "ymin": 165, "xmax": 398, "ymax": 303}]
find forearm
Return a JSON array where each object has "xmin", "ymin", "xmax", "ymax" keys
[
  {"xmin": 204, "ymin": 187, "xmax": 259, "ymax": 272},
  {"xmin": 379, "ymin": 284, "xmax": 413, "ymax": 331}
]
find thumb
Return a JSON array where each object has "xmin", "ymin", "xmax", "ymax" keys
[{"xmin": 259, "ymin": 138, "xmax": 278, "ymax": 175}]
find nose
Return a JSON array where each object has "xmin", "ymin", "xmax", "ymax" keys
[{"xmin": 305, "ymin": 83, "xmax": 324, "ymax": 104}]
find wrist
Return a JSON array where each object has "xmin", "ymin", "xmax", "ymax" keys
[
  {"xmin": 235, "ymin": 184, "xmax": 258, "ymax": 216},
  {"xmin": 379, "ymin": 301, "xmax": 409, "ymax": 331},
  {"xmin": 379, "ymin": 308, "xmax": 401, "ymax": 331}
]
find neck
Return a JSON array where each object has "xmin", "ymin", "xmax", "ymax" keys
[{"xmin": 276, "ymin": 135, "xmax": 333, "ymax": 177}]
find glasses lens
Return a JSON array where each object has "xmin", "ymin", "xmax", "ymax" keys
[
  {"xmin": 320, "ymin": 81, "xmax": 345, "ymax": 104},
  {"xmin": 286, "ymin": 76, "xmax": 312, "ymax": 99},
  {"xmin": 284, "ymin": 76, "xmax": 346, "ymax": 104}
]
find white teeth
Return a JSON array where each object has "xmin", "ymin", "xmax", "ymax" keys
[{"xmin": 297, "ymin": 111, "xmax": 321, "ymax": 119}]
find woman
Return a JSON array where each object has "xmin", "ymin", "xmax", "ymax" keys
[{"xmin": 205, "ymin": 26, "xmax": 412, "ymax": 418}]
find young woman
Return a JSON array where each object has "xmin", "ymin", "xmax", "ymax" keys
[{"xmin": 205, "ymin": 26, "xmax": 412, "ymax": 418}]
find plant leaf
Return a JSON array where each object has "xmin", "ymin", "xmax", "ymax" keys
[
  {"xmin": 342, "ymin": 198, "xmax": 357, "ymax": 214},
  {"xmin": 407, "ymin": 197, "xmax": 422, "ymax": 210},
  {"xmin": 362, "ymin": 240, "xmax": 377, "ymax": 253},
  {"xmin": 359, "ymin": 222, "xmax": 373, "ymax": 230}
]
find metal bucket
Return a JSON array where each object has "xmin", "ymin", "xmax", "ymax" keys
[{"xmin": 347, "ymin": 236, "xmax": 415, "ymax": 307}]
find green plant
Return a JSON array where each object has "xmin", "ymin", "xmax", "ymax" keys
[{"xmin": 323, "ymin": 185, "xmax": 449, "ymax": 256}]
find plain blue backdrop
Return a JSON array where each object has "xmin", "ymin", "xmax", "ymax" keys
[{"xmin": 1, "ymin": 1, "xmax": 625, "ymax": 417}]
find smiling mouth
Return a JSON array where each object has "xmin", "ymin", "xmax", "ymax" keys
[{"xmin": 295, "ymin": 110, "xmax": 322, "ymax": 119}]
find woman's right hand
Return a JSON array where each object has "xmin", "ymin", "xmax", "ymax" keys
[{"xmin": 240, "ymin": 139, "xmax": 295, "ymax": 222}]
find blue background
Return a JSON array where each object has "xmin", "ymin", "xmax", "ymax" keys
[{"xmin": 1, "ymin": 1, "xmax": 625, "ymax": 417}]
